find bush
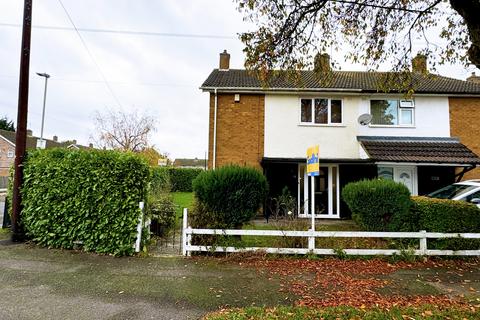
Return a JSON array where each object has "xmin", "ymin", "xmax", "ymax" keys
[
  {"xmin": 150, "ymin": 167, "xmax": 171, "ymax": 194},
  {"xmin": 168, "ymin": 167, "xmax": 202, "ymax": 192},
  {"xmin": 412, "ymin": 196, "xmax": 480, "ymax": 250},
  {"xmin": 192, "ymin": 165, "xmax": 268, "ymax": 228},
  {"xmin": 147, "ymin": 193, "xmax": 176, "ymax": 236},
  {"xmin": 20, "ymin": 149, "xmax": 150, "ymax": 256},
  {"xmin": 342, "ymin": 179, "xmax": 412, "ymax": 231}
]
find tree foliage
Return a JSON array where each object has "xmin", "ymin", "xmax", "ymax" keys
[
  {"xmin": 0, "ymin": 116, "xmax": 15, "ymax": 132},
  {"xmin": 92, "ymin": 109, "xmax": 156, "ymax": 152},
  {"xmin": 236, "ymin": 0, "xmax": 480, "ymax": 78}
]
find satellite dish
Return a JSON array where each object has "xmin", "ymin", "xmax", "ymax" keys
[{"xmin": 358, "ymin": 113, "xmax": 373, "ymax": 126}]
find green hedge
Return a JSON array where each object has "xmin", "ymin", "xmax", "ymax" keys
[
  {"xmin": 151, "ymin": 167, "xmax": 172, "ymax": 194},
  {"xmin": 342, "ymin": 179, "xmax": 412, "ymax": 231},
  {"xmin": 150, "ymin": 167, "xmax": 201, "ymax": 192},
  {"xmin": 192, "ymin": 165, "xmax": 268, "ymax": 228},
  {"xmin": 412, "ymin": 196, "xmax": 480, "ymax": 250},
  {"xmin": 169, "ymin": 167, "xmax": 202, "ymax": 192},
  {"xmin": 21, "ymin": 149, "xmax": 150, "ymax": 256}
]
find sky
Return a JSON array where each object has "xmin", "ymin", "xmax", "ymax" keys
[{"xmin": 0, "ymin": 0, "xmax": 477, "ymax": 160}]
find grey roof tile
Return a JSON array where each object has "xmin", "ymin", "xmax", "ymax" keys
[{"xmin": 201, "ymin": 69, "xmax": 480, "ymax": 94}]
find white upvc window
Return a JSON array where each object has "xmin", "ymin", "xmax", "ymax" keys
[
  {"xmin": 370, "ymin": 99, "xmax": 415, "ymax": 126},
  {"xmin": 7, "ymin": 150, "xmax": 14, "ymax": 158},
  {"xmin": 300, "ymin": 98, "xmax": 343, "ymax": 125}
]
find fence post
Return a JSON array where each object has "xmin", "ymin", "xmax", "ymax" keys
[
  {"xmin": 182, "ymin": 208, "xmax": 188, "ymax": 256},
  {"xmin": 135, "ymin": 201, "xmax": 145, "ymax": 253},
  {"xmin": 419, "ymin": 230, "xmax": 427, "ymax": 255},
  {"xmin": 308, "ymin": 228, "xmax": 315, "ymax": 252}
]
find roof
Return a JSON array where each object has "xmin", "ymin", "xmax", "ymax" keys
[
  {"xmin": 173, "ymin": 158, "xmax": 206, "ymax": 168},
  {"xmin": 0, "ymin": 129, "xmax": 83, "ymax": 150},
  {"xmin": 201, "ymin": 69, "xmax": 480, "ymax": 95},
  {"xmin": 358, "ymin": 136, "xmax": 480, "ymax": 165}
]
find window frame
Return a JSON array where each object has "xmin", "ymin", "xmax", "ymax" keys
[
  {"xmin": 7, "ymin": 150, "xmax": 14, "ymax": 158},
  {"xmin": 369, "ymin": 98, "xmax": 415, "ymax": 127},
  {"xmin": 299, "ymin": 97, "xmax": 344, "ymax": 126}
]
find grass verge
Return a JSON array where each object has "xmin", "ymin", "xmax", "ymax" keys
[
  {"xmin": 172, "ymin": 192, "xmax": 195, "ymax": 224},
  {"xmin": 203, "ymin": 305, "xmax": 479, "ymax": 320}
]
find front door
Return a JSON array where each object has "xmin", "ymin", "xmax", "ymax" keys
[
  {"xmin": 394, "ymin": 166, "xmax": 415, "ymax": 194},
  {"xmin": 298, "ymin": 164, "xmax": 339, "ymax": 218}
]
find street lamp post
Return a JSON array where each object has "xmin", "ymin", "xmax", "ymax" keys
[{"xmin": 36, "ymin": 72, "xmax": 50, "ymax": 148}]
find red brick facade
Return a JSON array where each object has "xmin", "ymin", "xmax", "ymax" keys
[
  {"xmin": 449, "ymin": 97, "xmax": 480, "ymax": 180},
  {"xmin": 208, "ymin": 93, "xmax": 264, "ymax": 169}
]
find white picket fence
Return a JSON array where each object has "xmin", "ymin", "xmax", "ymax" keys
[{"xmin": 181, "ymin": 208, "xmax": 480, "ymax": 257}]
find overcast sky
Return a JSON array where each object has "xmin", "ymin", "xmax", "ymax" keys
[{"xmin": 0, "ymin": 0, "xmax": 477, "ymax": 159}]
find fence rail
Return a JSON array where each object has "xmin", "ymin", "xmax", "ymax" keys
[{"xmin": 181, "ymin": 208, "xmax": 480, "ymax": 257}]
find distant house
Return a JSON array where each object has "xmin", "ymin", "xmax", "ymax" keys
[
  {"xmin": 173, "ymin": 158, "xmax": 207, "ymax": 170},
  {"xmin": 0, "ymin": 129, "xmax": 91, "ymax": 187}
]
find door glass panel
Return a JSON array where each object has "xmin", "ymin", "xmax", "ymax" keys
[
  {"xmin": 332, "ymin": 166, "xmax": 337, "ymax": 215},
  {"xmin": 378, "ymin": 167, "xmax": 393, "ymax": 180},
  {"xmin": 315, "ymin": 167, "xmax": 328, "ymax": 215}
]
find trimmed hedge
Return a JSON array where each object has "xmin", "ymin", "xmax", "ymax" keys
[
  {"xmin": 412, "ymin": 196, "xmax": 480, "ymax": 250},
  {"xmin": 21, "ymin": 149, "xmax": 150, "ymax": 256},
  {"xmin": 169, "ymin": 167, "xmax": 202, "ymax": 192},
  {"xmin": 150, "ymin": 167, "xmax": 202, "ymax": 192},
  {"xmin": 151, "ymin": 167, "xmax": 172, "ymax": 194},
  {"xmin": 192, "ymin": 165, "xmax": 268, "ymax": 228},
  {"xmin": 342, "ymin": 179, "xmax": 412, "ymax": 231}
]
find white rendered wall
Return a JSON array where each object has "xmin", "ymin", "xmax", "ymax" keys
[{"xmin": 264, "ymin": 94, "xmax": 451, "ymax": 159}]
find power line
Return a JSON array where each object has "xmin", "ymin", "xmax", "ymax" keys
[
  {"xmin": 57, "ymin": 0, "xmax": 123, "ymax": 108},
  {"xmin": 0, "ymin": 74, "xmax": 196, "ymax": 88},
  {"xmin": 0, "ymin": 22, "xmax": 237, "ymax": 40}
]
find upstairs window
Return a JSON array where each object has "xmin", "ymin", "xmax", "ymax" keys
[
  {"xmin": 370, "ymin": 99, "xmax": 414, "ymax": 126},
  {"xmin": 300, "ymin": 98, "xmax": 342, "ymax": 124}
]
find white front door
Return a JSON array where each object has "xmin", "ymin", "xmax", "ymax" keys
[{"xmin": 394, "ymin": 166, "xmax": 415, "ymax": 194}]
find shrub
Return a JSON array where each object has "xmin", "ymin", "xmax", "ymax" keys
[
  {"xmin": 342, "ymin": 179, "xmax": 412, "ymax": 231},
  {"xmin": 150, "ymin": 167, "xmax": 171, "ymax": 194},
  {"xmin": 192, "ymin": 165, "xmax": 268, "ymax": 228},
  {"xmin": 147, "ymin": 193, "xmax": 176, "ymax": 236},
  {"xmin": 20, "ymin": 149, "xmax": 150, "ymax": 256},
  {"xmin": 168, "ymin": 167, "xmax": 202, "ymax": 192},
  {"xmin": 412, "ymin": 196, "xmax": 480, "ymax": 250}
]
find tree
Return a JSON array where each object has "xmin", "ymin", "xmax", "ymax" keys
[
  {"xmin": 92, "ymin": 110, "xmax": 156, "ymax": 152},
  {"xmin": 138, "ymin": 147, "xmax": 170, "ymax": 166},
  {"xmin": 0, "ymin": 116, "xmax": 15, "ymax": 132},
  {"xmin": 236, "ymin": 0, "xmax": 480, "ymax": 78}
]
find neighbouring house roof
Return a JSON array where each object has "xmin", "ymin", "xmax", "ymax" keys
[
  {"xmin": 201, "ymin": 69, "xmax": 480, "ymax": 95},
  {"xmin": 358, "ymin": 136, "xmax": 480, "ymax": 165},
  {"xmin": 173, "ymin": 158, "xmax": 206, "ymax": 169},
  {"xmin": 0, "ymin": 129, "xmax": 87, "ymax": 150}
]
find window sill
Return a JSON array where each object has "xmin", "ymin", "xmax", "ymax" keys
[
  {"xmin": 298, "ymin": 123, "xmax": 346, "ymax": 127},
  {"xmin": 368, "ymin": 124, "xmax": 415, "ymax": 128}
]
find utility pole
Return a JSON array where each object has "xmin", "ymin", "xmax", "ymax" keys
[{"xmin": 11, "ymin": 0, "xmax": 33, "ymax": 242}]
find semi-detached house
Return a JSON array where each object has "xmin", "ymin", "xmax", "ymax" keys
[{"xmin": 200, "ymin": 51, "xmax": 480, "ymax": 219}]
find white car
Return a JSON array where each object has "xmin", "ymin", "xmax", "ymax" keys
[{"xmin": 427, "ymin": 180, "xmax": 480, "ymax": 207}]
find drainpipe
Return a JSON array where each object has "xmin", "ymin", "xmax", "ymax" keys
[{"xmin": 212, "ymin": 88, "xmax": 218, "ymax": 169}]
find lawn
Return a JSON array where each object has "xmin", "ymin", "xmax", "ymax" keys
[
  {"xmin": 203, "ymin": 305, "xmax": 480, "ymax": 320},
  {"xmin": 172, "ymin": 191, "xmax": 195, "ymax": 222}
]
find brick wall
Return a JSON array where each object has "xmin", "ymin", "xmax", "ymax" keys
[
  {"xmin": 208, "ymin": 93, "xmax": 264, "ymax": 169},
  {"xmin": 0, "ymin": 137, "xmax": 14, "ymax": 178},
  {"xmin": 449, "ymin": 97, "xmax": 480, "ymax": 180}
]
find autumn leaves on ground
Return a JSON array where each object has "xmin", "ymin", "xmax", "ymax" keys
[{"xmin": 204, "ymin": 255, "xmax": 480, "ymax": 319}]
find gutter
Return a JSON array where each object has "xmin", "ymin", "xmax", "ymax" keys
[
  {"xmin": 212, "ymin": 88, "xmax": 218, "ymax": 169},
  {"xmin": 199, "ymin": 87, "xmax": 480, "ymax": 97}
]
